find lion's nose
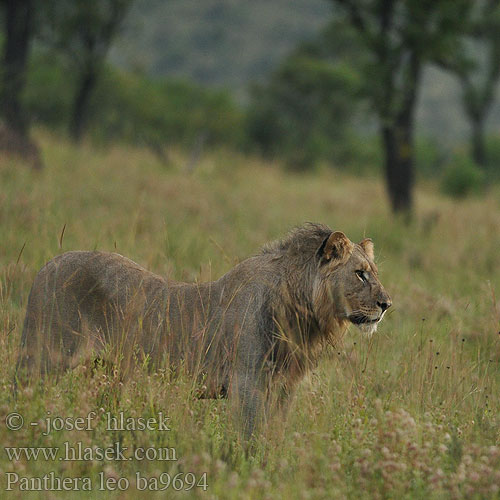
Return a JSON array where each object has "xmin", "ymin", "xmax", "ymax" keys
[{"xmin": 377, "ymin": 300, "xmax": 391, "ymax": 312}]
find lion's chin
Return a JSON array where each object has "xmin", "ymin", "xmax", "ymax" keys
[
  {"xmin": 347, "ymin": 313, "xmax": 381, "ymax": 337},
  {"xmin": 356, "ymin": 321, "xmax": 378, "ymax": 337}
]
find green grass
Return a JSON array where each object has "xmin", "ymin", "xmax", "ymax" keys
[{"xmin": 0, "ymin": 131, "xmax": 499, "ymax": 499}]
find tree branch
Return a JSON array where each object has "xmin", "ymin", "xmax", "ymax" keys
[{"xmin": 333, "ymin": 0, "xmax": 372, "ymax": 37}]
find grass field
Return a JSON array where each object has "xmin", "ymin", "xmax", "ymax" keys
[{"xmin": 0, "ymin": 132, "xmax": 499, "ymax": 499}]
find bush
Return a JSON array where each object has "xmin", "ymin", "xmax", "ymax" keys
[
  {"xmin": 340, "ymin": 133, "xmax": 383, "ymax": 174},
  {"xmin": 247, "ymin": 20, "xmax": 366, "ymax": 170},
  {"xmin": 440, "ymin": 155, "xmax": 485, "ymax": 198},
  {"xmin": 484, "ymin": 135, "xmax": 500, "ymax": 181},
  {"xmin": 415, "ymin": 138, "xmax": 447, "ymax": 178},
  {"xmin": 24, "ymin": 51, "xmax": 73, "ymax": 129},
  {"xmin": 247, "ymin": 56, "xmax": 361, "ymax": 170},
  {"xmin": 25, "ymin": 50, "xmax": 246, "ymax": 151},
  {"xmin": 90, "ymin": 68, "xmax": 246, "ymax": 150}
]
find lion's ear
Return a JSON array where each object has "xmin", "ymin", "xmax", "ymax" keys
[
  {"xmin": 318, "ymin": 231, "xmax": 354, "ymax": 263},
  {"xmin": 359, "ymin": 238, "xmax": 374, "ymax": 260}
]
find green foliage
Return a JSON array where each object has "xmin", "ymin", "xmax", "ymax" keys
[
  {"xmin": 39, "ymin": 0, "xmax": 137, "ymax": 139},
  {"xmin": 440, "ymin": 154, "xmax": 485, "ymax": 198},
  {"xmin": 25, "ymin": 51, "xmax": 245, "ymax": 150},
  {"xmin": 484, "ymin": 134, "xmax": 500, "ymax": 180},
  {"xmin": 415, "ymin": 138, "xmax": 447, "ymax": 178},
  {"xmin": 24, "ymin": 51, "xmax": 73, "ymax": 129},
  {"xmin": 90, "ymin": 67, "xmax": 245, "ymax": 149},
  {"xmin": 336, "ymin": 132, "xmax": 384, "ymax": 174},
  {"xmin": 434, "ymin": 1, "xmax": 500, "ymax": 168},
  {"xmin": 247, "ymin": 21, "xmax": 364, "ymax": 170},
  {"xmin": 106, "ymin": 0, "xmax": 500, "ymax": 154},
  {"xmin": 42, "ymin": 0, "xmax": 133, "ymax": 63},
  {"xmin": 328, "ymin": 0, "xmax": 475, "ymax": 212},
  {"xmin": 331, "ymin": 0, "xmax": 472, "ymax": 124}
]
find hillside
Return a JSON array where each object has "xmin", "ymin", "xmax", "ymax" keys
[
  {"xmin": 112, "ymin": 0, "xmax": 331, "ymax": 94},
  {"xmin": 112, "ymin": 0, "xmax": 500, "ymax": 142}
]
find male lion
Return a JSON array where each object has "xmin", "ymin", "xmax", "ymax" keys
[{"xmin": 17, "ymin": 223, "xmax": 391, "ymax": 435}]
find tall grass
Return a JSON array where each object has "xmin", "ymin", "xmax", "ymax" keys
[{"xmin": 0, "ymin": 130, "xmax": 498, "ymax": 498}]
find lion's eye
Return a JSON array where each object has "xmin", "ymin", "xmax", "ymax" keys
[{"xmin": 356, "ymin": 270, "xmax": 368, "ymax": 283}]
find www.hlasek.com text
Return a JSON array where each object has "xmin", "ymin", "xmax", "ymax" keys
[{"xmin": 5, "ymin": 441, "xmax": 177, "ymax": 462}]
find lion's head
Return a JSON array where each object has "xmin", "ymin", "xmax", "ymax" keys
[
  {"xmin": 262, "ymin": 223, "xmax": 391, "ymax": 338},
  {"xmin": 313, "ymin": 230, "xmax": 391, "ymax": 336}
]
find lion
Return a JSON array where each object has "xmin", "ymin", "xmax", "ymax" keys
[{"xmin": 16, "ymin": 223, "xmax": 391, "ymax": 435}]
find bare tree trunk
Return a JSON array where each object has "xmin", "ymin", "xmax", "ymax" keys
[
  {"xmin": 0, "ymin": 0, "xmax": 32, "ymax": 136},
  {"xmin": 381, "ymin": 53, "xmax": 421, "ymax": 216},
  {"xmin": 70, "ymin": 67, "xmax": 98, "ymax": 142},
  {"xmin": 382, "ymin": 121, "xmax": 414, "ymax": 215},
  {"xmin": 471, "ymin": 115, "xmax": 487, "ymax": 168},
  {"xmin": 0, "ymin": 0, "xmax": 42, "ymax": 169},
  {"xmin": 66, "ymin": 0, "xmax": 134, "ymax": 143}
]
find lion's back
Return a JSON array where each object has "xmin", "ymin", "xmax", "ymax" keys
[{"xmin": 18, "ymin": 251, "xmax": 169, "ymax": 377}]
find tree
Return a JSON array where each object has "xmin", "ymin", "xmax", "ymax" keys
[
  {"xmin": 248, "ymin": 22, "xmax": 363, "ymax": 169},
  {"xmin": 329, "ymin": 0, "xmax": 471, "ymax": 214},
  {"xmin": 438, "ymin": 0, "xmax": 500, "ymax": 168},
  {"xmin": 43, "ymin": 0, "xmax": 134, "ymax": 141},
  {"xmin": 0, "ymin": 0, "xmax": 43, "ymax": 168},
  {"xmin": 0, "ymin": 0, "xmax": 32, "ymax": 136}
]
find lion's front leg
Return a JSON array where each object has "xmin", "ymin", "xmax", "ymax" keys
[{"xmin": 230, "ymin": 367, "xmax": 267, "ymax": 439}]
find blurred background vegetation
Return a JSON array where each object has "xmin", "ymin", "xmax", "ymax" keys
[{"xmin": 1, "ymin": 0, "xmax": 500, "ymax": 210}]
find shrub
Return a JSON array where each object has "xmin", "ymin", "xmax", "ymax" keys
[
  {"xmin": 25, "ymin": 50, "xmax": 246, "ymax": 151},
  {"xmin": 484, "ymin": 135, "xmax": 500, "ymax": 181},
  {"xmin": 415, "ymin": 138, "xmax": 447, "ymax": 178},
  {"xmin": 24, "ymin": 51, "xmax": 73, "ymax": 130},
  {"xmin": 246, "ymin": 20, "xmax": 366, "ymax": 170},
  {"xmin": 89, "ymin": 68, "xmax": 246, "ymax": 150},
  {"xmin": 247, "ymin": 56, "xmax": 361, "ymax": 170},
  {"xmin": 440, "ymin": 155, "xmax": 485, "ymax": 198}
]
